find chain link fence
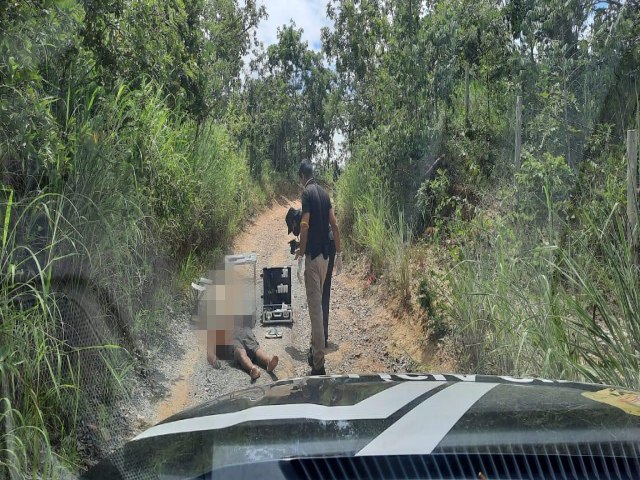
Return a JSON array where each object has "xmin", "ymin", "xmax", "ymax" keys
[{"xmin": 52, "ymin": 283, "xmax": 134, "ymax": 456}]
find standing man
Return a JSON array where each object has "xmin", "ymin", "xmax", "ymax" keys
[
  {"xmin": 295, "ymin": 160, "xmax": 342, "ymax": 375},
  {"xmin": 286, "ymin": 207, "xmax": 339, "ymax": 350}
]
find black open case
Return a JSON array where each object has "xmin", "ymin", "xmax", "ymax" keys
[{"xmin": 261, "ymin": 267, "xmax": 293, "ymax": 325}]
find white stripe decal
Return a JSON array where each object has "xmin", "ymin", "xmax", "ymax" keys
[
  {"xmin": 356, "ymin": 382, "xmax": 497, "ymax": 456},
  {"xmin": 134, "ymin": 381, "xmax": 446, "ymax": 441}
]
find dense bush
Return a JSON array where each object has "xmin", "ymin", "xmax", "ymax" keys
[
  {"xmin": 1, "ymin": 2, "xmax": 266, "ymax": 476},
  {"xmin": 330, "ymin": 0, "xmax": 639, "ymax": 392}
]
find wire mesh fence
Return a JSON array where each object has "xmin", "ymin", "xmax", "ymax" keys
[{"xmin": 51, "ymin": 283, "xmax": 133, "ymax": 455}]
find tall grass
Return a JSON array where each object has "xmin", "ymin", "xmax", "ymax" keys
[
  {"xmin": 556, "ymin": 208, "xmax": 640, "ymax": 388},
  {"xmin": 352, "ymin": 189, "xmax": 393, "ymax": 273},
  {"xmin": 445, "ymin": 237, "xmax": 573, "ymax": 378},
  {"xmin": 337, "ymin": 160, "xmax": 413, "ymax": 301},
  {"xmin": 445, "ymin": 203, "xmax": 640, "ymax": 390},
  {"xmin": 1, "ymin": 192, "xmax": 90, "ymax": 477},
  {"xmin": 388, "ymin": 211, "xmax": 412, "ymax": 303},
  {"xmin": 1, "ymin": 77, "xmax": 262, "ymax": 477}
]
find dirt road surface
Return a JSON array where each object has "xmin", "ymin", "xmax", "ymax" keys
[{"xmin": 138, "ymin": 196, "xmax": 444, "ymax": 429}]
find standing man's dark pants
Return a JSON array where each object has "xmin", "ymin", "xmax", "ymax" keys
[{"xmin": 322, "ymin": 240, "xmax": 336, "ymax": 345}]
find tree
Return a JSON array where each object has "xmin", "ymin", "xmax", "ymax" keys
[
  {"xmin": 239, "ymin": 23, "xmax": 335, "ymax": 174},
  {"xmin": 81, "ymin": 0, "xmax": 265, "ymax": 124}
]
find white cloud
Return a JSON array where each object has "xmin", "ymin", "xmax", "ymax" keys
[{"xmin": 255, "ymin": 0, "xmax": 331, "ymax": 51}]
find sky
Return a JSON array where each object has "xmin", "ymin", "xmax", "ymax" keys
[{"xmin": 253, "ymin": 0, "xmax": 332, "ymax": 53}]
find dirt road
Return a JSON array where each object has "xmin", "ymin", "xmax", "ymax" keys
[{"xmin": 146, "ymin": 196, "xmax": 440, "ymax": 425}]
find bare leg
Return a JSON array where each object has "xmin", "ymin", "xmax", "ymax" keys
[
  {"xmin": 255, "ymin": 348, "xmax": 278, "ymax": 372},
  {"xmin": 234, "ymin": 348, "xmax": 260, "ymax": 380}
]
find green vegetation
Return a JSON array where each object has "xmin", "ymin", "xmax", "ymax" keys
[
  {"xmin": 237, "ymin": 23, "xmax": 338, "ymax": 177},
  {"xmin": 327, "ymin": 0, "xmax": 640, "ymax": 389},
  {"xmin": 2, "ymin": 1, "xmax": 280, "ymax": 477},
  {"xmin": 2, "ymin": 0, "xmax": 346, "ymax": 474}
]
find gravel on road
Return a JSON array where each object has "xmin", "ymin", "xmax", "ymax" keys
[{"xmin": 107, "ymin": 195, "xmax": 440, "ymax": 453}]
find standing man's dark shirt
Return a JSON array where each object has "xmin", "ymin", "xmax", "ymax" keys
[{"xmin": 301, "ymin": 179, "xmax": 332, "ymax": 260}]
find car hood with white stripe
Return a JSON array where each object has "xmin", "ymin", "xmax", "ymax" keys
[{"xmin": 84, "ymin": 374, "xmax": 640, "ymax": 479}]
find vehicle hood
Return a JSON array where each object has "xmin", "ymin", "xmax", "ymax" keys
[{"xmin": 84, "ymin": 373, "xmax": 640, "ymax": 479}]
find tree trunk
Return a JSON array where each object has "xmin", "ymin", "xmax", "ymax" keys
[
  {"xmin": 464, "ymin": 63, "xmax": 470, "ymax": 130},
  {"xmin": 486, "ymin": 69, "xmax": 490, "ymax": 119},
  {"xmin": 514, "ymin": 95, "xmax": 522, "ymax": 172},
  {"xmin": 563, "ymin": 61, "xmax": 572, "ymax": 168}
]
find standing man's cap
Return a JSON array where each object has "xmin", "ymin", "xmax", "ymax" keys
[{"xmin": 285, "ymin": 207, "xmax": 302, "ymax": 234}]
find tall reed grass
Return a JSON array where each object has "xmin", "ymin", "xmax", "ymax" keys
[
  {"xmin": 1, "ymin": 78, "xmax": 261, "ymax": 477},
  {"xmin": 555, "ymin": 207, "xmax": 640, "ymax": 388},
  {"xmin": 337, "ymin": 160, "xmax": 413, "ymax": 301},
  {"xmin": 1, "ymin": 191, "xmax": 90, "ymax": 477},
  {"xmin": 445, "ymin": 203, "xmax": 640, "ymax": 390}
]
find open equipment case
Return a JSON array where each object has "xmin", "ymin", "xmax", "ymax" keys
[{"xmin": 261, "ymin": 266, "xmax": 293, "ymax": 325}]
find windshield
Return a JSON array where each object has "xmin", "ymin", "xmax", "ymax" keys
[{"xmin": 1, "ymin": 0, "xmax": 639, "ymax": 478}]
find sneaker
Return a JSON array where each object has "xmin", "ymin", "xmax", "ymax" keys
[
  {"xmin": 267, "ymin": 355, "xmax": 279, "ymax": 373},
  {"xmin": 310, "ymin": 366, "xmax": 326, "ymax": 376}
]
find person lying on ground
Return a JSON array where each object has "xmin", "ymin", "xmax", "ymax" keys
[
  {"xmin": 200, "ymin": 266, "xmax": 277, "ymax": 379},
  {"xmin": 206, "ymin": 321, "xmax": 278, "ymax": 381},
  {"xmin": 233, "ymin": 325, "xmax": 278, "ymax": 381}
]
